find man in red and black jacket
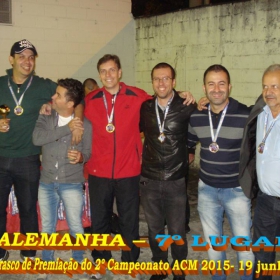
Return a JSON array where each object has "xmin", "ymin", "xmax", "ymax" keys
[{"xmin": 84, "ymin": 54, "xmax": 151, "ymax": 273}]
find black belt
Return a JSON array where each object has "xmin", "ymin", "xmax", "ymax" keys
[{"xmin": 260, "ymin": 190, "xmax": 280, "ymax": 200}]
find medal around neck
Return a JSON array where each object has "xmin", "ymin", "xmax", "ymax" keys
[
  {"xmin": 0, "ymin": 104, "xmax": 10, "ymax": 119},
  {"xmin": 106, "ymin": 123, "xmax": 115, "ymax": 133},
  {"xmin": 14, "ymin": 105, "xmax": 24, "ymax": 116},
  {"xmin": 8, "ymin": 76, "xmax": 33, "ymax": 117},
  {"xmin": 208, "ymin": 104, "xmax": 228, "ymax": 154},
  {"xmin": 258, "ymin": 142, "xmax": 265, "ymax": 154},
  {"xmin": 209, "ymin": 142, "xmax": 219, "ymax": 153},
  {"xmin": 158, "ymin": 133, "xmax": 166, "ymax": 143},
  {"xmin": 155, "ymin": 93, "xmax": 174, "ymax": 144},
  {"xmin": 258, "ymin": 113, "xmax": 280, "ymax": 154}
]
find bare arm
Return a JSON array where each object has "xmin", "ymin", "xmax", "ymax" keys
[
  {"xmin": 68, "ymin": 119, "xmax": 92, "ymax": 165},
  {"xmin": 71, "ymin": 104, "xmax": 84, "ymax": 144},
  {"xmin": 178, "ymin": 91, "xmax": 196, "ymax": 105},
  {"xmin": 197, "ymin": 97, "xmax": 209, "ymax": 111}
]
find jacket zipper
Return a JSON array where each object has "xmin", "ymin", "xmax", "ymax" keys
[{"xmin": 111, "ymin": 118, "xmax": 116, "ymax": 179}]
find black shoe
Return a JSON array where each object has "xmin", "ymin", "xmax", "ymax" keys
[
  {"xmin": 20, "ymin": 252, "xmax": 35, "ymax": 261},
  {"xmin": 173, "ymin": 277, "xmax": 185, "ymax": 280},
  {"xmin": 150, "ymin": 275, "xmax": 168, "ymax": 280},
  {"xmin": 0, "ymin": 251, "xmax": 9, "ymax": 261},
  {"xmin": 185, "ymin": 224, "xmax": 190, "ymax": 234},
  {"xmin": 89, "ymin": 273, "xmax": 102, "ymax": 279}
]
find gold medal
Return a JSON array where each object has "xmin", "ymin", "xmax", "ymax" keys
[
  {"xmin": 8, "ymin": 76, "xmax": 33, "ymax": 117},
  {"xmin": 14, "ymin": 105, "xmax": 24, "ymax": 116},
  {"xmin": 106, "ymin": 123, "xmax": 115, "ymax": 133},
  {"xmin": 209, "ymin": 142, "xmax": 219, "ymax": 153}
]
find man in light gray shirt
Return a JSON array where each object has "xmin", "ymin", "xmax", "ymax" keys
[
  {"xmin": 240, "ymin": 64, "xmax": 280, "ymax": 280},
  {"xmin": 33, "ymin": 78, "xmax": 91, "ymax": 280}
]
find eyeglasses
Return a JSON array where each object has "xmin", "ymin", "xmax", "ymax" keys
[{"xmin": 152, "ymin": 77, "xmax": 173, "ymax": 83}]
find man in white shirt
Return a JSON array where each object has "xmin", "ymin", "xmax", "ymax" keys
[{"xmin": 240, "ymin": 64, "xmax": 280, "ymax": 280}]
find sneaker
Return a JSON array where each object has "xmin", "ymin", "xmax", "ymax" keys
[
  {"xmin": 20, "ymin": 252, "xmax": 35, "ymax": 261},
  {"xmin": 89, "ymin": 272, "xmax": 102, "ymax": 279},
  {"xmin": 0, "ymin": 251, "xmax": 9, "ymax": 261},
  {"xmin": 37, "ymin": 273, "xmax": 49, "ymax": 280}
]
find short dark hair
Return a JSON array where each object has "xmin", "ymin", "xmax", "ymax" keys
[
  {"xmin": 97, "ymin": 54, "xmax": 121, "ymax": 71},
  {"xmin": 57, "ymin": 78, "xmax": 84, "ymax": 107},
  {"xmin": 203, "ymin": 64, "xmax": 230, "ymax": 84},
  {"xmin": 83, "ymin": 78, "xmax": 98, "ymax": 90},
  {"xmin": 151, "ymin": 62, "xmax": 176, "ymax": 80}
]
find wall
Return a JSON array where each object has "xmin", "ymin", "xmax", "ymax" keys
[
  {"xmin": 135, "ymin": 0, "xmax": 280, "ymax": 104},
  {"xmin": 0, "ymin": 0, "xmax": 135, "ymax": 84}
]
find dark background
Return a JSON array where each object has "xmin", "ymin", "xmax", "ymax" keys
[{"xmin": 131, "ymin": 0, "xmax": 249, "ymax": 18}]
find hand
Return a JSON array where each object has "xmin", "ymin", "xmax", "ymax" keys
[
  {"xmin": 189, "ymin": 154, "xmax": 195, "ymax": 165},
  {"xmin": 0, "ymin": 119, "xmax": 10, "ymax": 133},
  {"xmin": 40, "ymin": 103, "xmax": 52, "ymax": 115},
  {"xmin": 68, "ymin": 117, "xmax": 84, "ymax": 132},
  {"xmin": 69, "ymin": 118, "xmax": 84, "ymax": 144},
  {"xmin": 68, "ymin": 150, "xmax": 83, "ymax": 164},
  {"xmin": 178, "ymin": 91, "xmax": 196, "ymax": 105},
  {"xmin": 197, "ymin": 97, "xmax": 209, "ymax": 111},
  {"xmin": 71, "ymin": 128, "xmax": 84, "ymax": 145}
]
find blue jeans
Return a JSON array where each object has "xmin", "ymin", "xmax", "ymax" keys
[
  {"xmin": 197, "ymin": 180, "xmax": 254, "ymax": 280},
  {"xmin": 252, "ymin": 190, "xmax": 280, "ymax": 280},
  {"xmin": 38, "ymin": 182, "xmax": 84, "ymax": 262},
  {"xmin": 140, "ymin": 177, "xmax": 188, "ymax": 265},
  {"xmin": 0, "ymin": 155, "xmax": 40, "ymax": 258}
]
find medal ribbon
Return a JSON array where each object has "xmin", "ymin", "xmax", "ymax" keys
[
  {"xmin": 102, "ymin": 92, "xmax": 117, "ymax": 125},
  {"xmin": 208, "ymin": 103, "xmax": 229, "ymax": 144},
  {"xmin": 155, "ymin": 92, "xmax": 174, "ymax": 135},
  {"xmin": 8, "ymin": 75, "xmax": 33, "ymax": 108},
  {"xmin": 260, "ymin": 112, "xmax": 280, "ymax": 146}
]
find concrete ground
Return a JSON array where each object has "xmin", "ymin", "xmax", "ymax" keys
[{"xmin": 0, "ymin": 168, "xmax": 276, "ymax": 280}]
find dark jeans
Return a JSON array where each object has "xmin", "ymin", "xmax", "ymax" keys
[
  {"xmin": 140, "ymin": 177, "xmax": 188, "ymax": 264},
  {"xmin": 253, "ymin": 190, "xmax": 280, "ymax": 280},
  {"xmin": 186, "ymin": 195, "xmax": 190, "ymax": 225},
  {"xmin": 0, "ymin": 155, "xmax": 40, "ymax": 258},
  {"xmin": 88, "ymin": 175, "xmax": 140, "ymax": 262},
  {"xmin": 185, "ymin": 175, "xmax": 190, "ymax": 226}
]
